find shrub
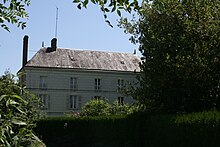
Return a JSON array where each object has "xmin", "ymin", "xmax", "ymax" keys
[{"xmin": 81, "ymin": 98, "xmax": 111, "ymax": 116}]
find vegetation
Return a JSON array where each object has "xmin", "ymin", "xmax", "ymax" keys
[
  {"xmin": 119, "ymin": 0, "xmax": 220, "ymax": 113},
  {"xmin": 80, "ymin": 98, "xmax": 141, "ymax": 116},
  {"xmin": 0, "ymin": 71, "xmax": 44, "ymax": 146},
  {"xmin": 0, "ymin": 0, "xmax": 30, "ymax": 31},
  {"xmin": 35, "ymin": 110, "xmax": 220, "ymax": 147}
]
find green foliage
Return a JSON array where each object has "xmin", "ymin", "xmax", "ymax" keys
[
  {"xmin": 0, "ymin": 71, "xmax": 44, "ymax": 146},
  {"xmin": 35, "ymin": 111, "xmax": 220, "ymax": 147},
  {"xmin": 81, "ymin": 98, "xmax": 111, "ymax": 116},
  {"xmin": 121, "ymin": 0, "xmax": 220, "ymax": 112},
  {"xmin": 175, "ymin": 110, "xmax": 220, "ymax": 127},
  {"xmin": 0, "ymin": 0, "xmax": 30, "ymax": 31},
  {"xmin": 110, "ymin": 101, "xmax": 131, "ymax": 115},
  {"xmin": 80, "ymin": 99, "xmax": 143, "ymax": 116}
]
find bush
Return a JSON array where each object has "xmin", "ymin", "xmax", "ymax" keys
[
  {"xmin": 81, "ymin": 98, "xmax": 111, "ymax": 116},
  {"xmin": 80, "ymin": 99, "xmax": 144, "ymax": 117}
]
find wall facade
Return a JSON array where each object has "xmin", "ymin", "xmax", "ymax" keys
[{"xmin": 24, "ymin": 67, "xmax": 139, "ymax": 116}]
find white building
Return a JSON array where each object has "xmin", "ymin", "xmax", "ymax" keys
[{"xmin": 19, "ymin": 36, "xmax": 141, "ymax": 116}]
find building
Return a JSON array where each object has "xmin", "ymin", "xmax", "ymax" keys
[{"xmin": 19, "ymin": 36, "xmax": 141, "ymax": 116}]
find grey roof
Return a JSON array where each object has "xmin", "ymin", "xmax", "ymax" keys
[{"xmin": 25, "ymin": 48, "xmax": 141, "ymax": 72}]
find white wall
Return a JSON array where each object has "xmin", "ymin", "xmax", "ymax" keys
[{"xmin": 25, "ymin": 67, "xmax": 139, "ymax": 116}]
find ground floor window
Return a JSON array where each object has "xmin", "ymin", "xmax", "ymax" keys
[
  {"xmin": 70, "ymin": 95, "xmax": 81, "ymax": 109},
  {"xmin": 39, "ymin": 94, "xmax": 49, "ymax": 109},
  {"xmin": 118, "ymin": 97, "xmax": 124, "ymax": 105}
]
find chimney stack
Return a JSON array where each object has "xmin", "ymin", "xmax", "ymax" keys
[
  {"xmin": 22, "ymin": 35, "xmax": 28, "ymax": 67},
  {"xmin": 47, "ymin": 38, "xmax": 57, "ymax": 52},
  {"xmin": 51, "ymin": 38, "xmax": 57, "ymax": 51}
]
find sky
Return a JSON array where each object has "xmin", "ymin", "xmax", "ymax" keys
[{"xmin": 0, "ymin": 0, "xmax": 139, "ymax": 75}]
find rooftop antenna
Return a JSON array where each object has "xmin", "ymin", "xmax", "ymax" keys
[{"xmin": 55, "ymin": 7, "xmax": 59, "ymax": 38}]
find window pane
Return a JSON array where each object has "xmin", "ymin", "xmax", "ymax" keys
[
  {"xmin": 40, "ymin": 76, "xmax": 47, "ymax": 89},
  {"xmin": 70, "ymin": 77, "xmax": 77, "ymax": 89},
  {"xmin": 70, "ymin": 95, "xmax": 78, "ymax": 109},
  {"xmin": 95, "ymin": 78, "xmax": 101, "ymax": 90}
]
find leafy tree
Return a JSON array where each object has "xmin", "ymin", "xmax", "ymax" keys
[
  {"xmin": 121, "ymin": 0, "xmax": 220, "ymax": 112},
  {"xmin": 0, "ymin": 0, "xmax": 30, "ymax": 31},
  {"xmin": 0, "ymin": 71, "xmax": 44, "ymax": 146}
]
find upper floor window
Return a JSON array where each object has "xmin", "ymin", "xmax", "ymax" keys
[
  {"xmin": 70, "ymin": 77, "xmax": 77, "ymax": 90},
  {"xmin": 69, "ymin": 95, "xmax": 81, "ymax": 109},
  {"xmin": 118, "ymin": 97, "xmax": 124, "ymax": 105},
  {"xmin": 95, "ymin": 78, "xmax": 101, "ymax": 90},
  {"xmin": 117, "ymin": 79, "xmax": 124, "ymax": 91},
  {"xmin": 39, "ymin": 94, "xmax": 49, "ymax": 109},
  {"xmin": 40, "ymin": 76, "xmax": 47, "ymax": 89}
]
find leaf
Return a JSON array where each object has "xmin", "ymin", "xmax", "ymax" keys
[
  {"xmin": 12, "ymin": 94, "xmax": 27, "ymax": 103},
  {"xmin": 77, "ymin": 3, "xmax": 82, "ymax": 9},
  {"xmin": 83, "ymin": 0, "xmax": 89, "ymax": 8},
  {"xmin": 73, "ymin": 0, "xmax": 80, "ymax": 3},
  {"xmin": 0, "ymin": 94, "xmax": 7, "ymax": 101},
  {"xmin": 104, "ymin": 8, "xmax": 110, "ymax": 12},
  {"xmin": 104, "ymin": 14, "xmax": 107, "ymax": 19},
  {"xmin": 117, "ymin": 9, "xmax": 121, "ymax": 17},
  {"xmin": 105, "ymin": 20, "xmax": 113, "ymax": 28},
  {"xmin": 111, "ymin": 6, "xmax": 116, "ymax": 12},
  {"xmin": 11, "ymin": 119, "xmax": 27, "ymax": 125}
]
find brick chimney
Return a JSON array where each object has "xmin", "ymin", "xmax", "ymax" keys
[{"xmin": 22, "ymin": 35, "xmax": 28, "ymax": 67}]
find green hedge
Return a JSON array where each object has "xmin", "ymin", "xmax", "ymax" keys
[{"xmin": 34, "ymin": 111, "xmax": 220, "ymax": 147}]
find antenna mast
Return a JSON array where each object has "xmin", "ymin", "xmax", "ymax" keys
[{"xmin": 55, "ymin": 7, "xmax": 58, "ymax": 38}]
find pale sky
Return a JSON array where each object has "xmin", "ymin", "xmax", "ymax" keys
[{"xmin": 0, "ymin": 0, "xmax": 138, "ymax": 75}]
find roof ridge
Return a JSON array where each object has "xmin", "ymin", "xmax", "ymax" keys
[{"xmin": 53, "ymin": 48, "xmax": 135, "ymax": 55}]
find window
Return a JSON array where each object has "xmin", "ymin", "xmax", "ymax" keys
[
  {"xmin": 118, "ymin": 97, "xmax": 124, "ymax": 105},
  {"xmin": 40, "ymin": 76, "xmax": 47, "ymax": 89},
  {"xmin": 70, "ymin": 77, "xmax": 77, "ymax": 90},
  {"xmin": 70, "ymin": 95, "xmax": 81, "ymax": 109},
  {"xmin": 39, "ymin": 94, "xmax": 49, "ymax": 109},
  {"xmin": 95, "ymin": 78, "xmax": 101, "ymax": 90},
  {"xmin": 117, "ymin": 79, "xmax": 124, "ymax": 91}
]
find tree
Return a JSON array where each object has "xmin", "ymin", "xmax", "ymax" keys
[
  {"xmin": 122, "ymin": 0, "xmax": 220, "ymax": 112},
  {"xmin": 0, "ymin": 0, "xmax": 30, "ymax": 31},
  {"xmin": 0, "ymin": 71, "xmax": 44, "ymax": 146}
]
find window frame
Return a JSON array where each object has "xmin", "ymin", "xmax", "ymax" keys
[
  {"xmin": 70, "ymin": 77, "xmax": 78, "ymax": 90},
  {"xmin": 117, "ymin": 79, "xmax": 124, "ymax": 92},
  {"xmin": 39, "ymin": 76, "xmax": 47, "ymax": 89},
  {"xmin": 39, "ymin": 94, "xmax": 49, "ymax": 109},
  {"xmin": 118, "ymin": 97, "xmax": 124, "ymax": 105},
  {"xmin": 70, "ymin": 95, "xmax": 81, "ymax": 109},
  {"xmin": 95, "ymin": 78, "xmax": 101, "ymax": 90}
]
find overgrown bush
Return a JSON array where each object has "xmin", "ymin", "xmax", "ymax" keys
[{"xmin": 0, "ymin": 71, "xmax": 44, "ymax": 146}]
